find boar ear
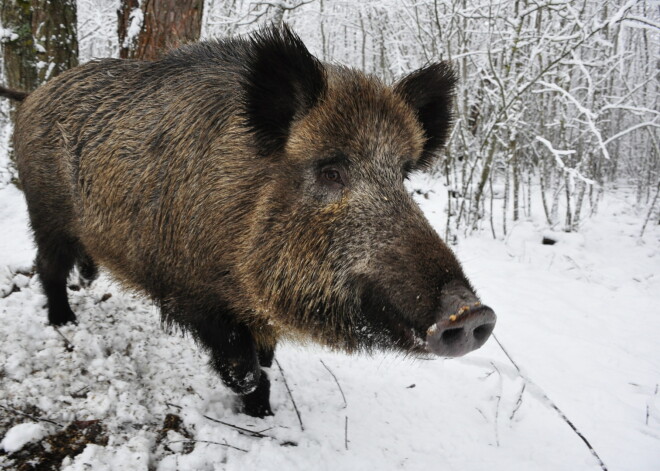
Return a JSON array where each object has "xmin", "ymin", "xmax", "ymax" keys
[
  {"xmin": 242, "ymin": 25, "xmax": 326, "ymax": 156},
  {"xmin": 394, "ymin": 62, "xmax": 457, "ymax": 168}
]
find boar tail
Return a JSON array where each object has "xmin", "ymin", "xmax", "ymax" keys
[{"xmin": 0, "ymin": 86, "xmax": 28, "ymax": 102}]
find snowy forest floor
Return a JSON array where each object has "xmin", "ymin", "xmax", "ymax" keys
[{"xmin": 0, "ymin": 172, "xmax": 658, "ymax": 471}]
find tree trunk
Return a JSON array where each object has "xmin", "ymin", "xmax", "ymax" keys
[
  {"xmin": 1, "ymin": 0, "xmax": 78, "ymax": 161},
  {"xmin": 1, "ymin": 0, "xmax": 78, "ymax": 91},
  {"xmin": 118, "ymin": 0, "xmax": 203, "ymax": 61}
]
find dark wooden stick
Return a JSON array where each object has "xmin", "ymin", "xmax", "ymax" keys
[
  {"xmin": 509, "ymin": 382, "xmax": 526, "ymax": 421},
  {"xmin": 0, "ymin": 404, "xmax": 63, "ymax": 427},
  {"xmin": 320, "ymin": 359, "xmax": 347, "ymax": 408},
  {"xmin": 492, "ymin": 334, "xmax": 608, "ymax": 471},
  {"xmin": 203, "ymin": 414, "xmax": 273, "ymax": 439},
  {"xmin": 275, "ymin": 358, "xmax": 304, "ymax": 431},
  {"xmin": 169, "ymin": 439, "xmax": 248, "ymax": 453},
  {"xmin": 52, "ymin": 326, "xmax": 74, "ymax": 351}
]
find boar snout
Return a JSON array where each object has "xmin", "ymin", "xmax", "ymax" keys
[{"xmin": 426, "ymin": 282, "xmax": 496, "ymax": 357}]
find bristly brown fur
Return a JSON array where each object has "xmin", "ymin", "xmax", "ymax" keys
[
  {"xmin": 394, "ymin": 62, "xmax": 458, "ymax": 169},
  {"xmin": 9, "ymin": 25, "xmax": 477, "ymax": 416}
]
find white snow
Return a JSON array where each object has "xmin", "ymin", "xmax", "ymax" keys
[
  {"xmin": 62, "ymin": 435, "xmax": 151, "ymax": 471},
  {"xmin": 123, "ymin": 7, "xmax": 144, "ymax": 49},
  {"xmin": 1, "ymin": 422, "xmax": 47, "ymax": 453},
  {"xmin": 0, "ymin": 28, "xmax": 18, "ymax": 42},
  {"xmin": 0, "ymin": 172, "xmax": 658, "ymax": 470}
]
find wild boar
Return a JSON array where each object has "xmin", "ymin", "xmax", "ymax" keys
[{"xmin": 0, "ymin": 25, "xmax": 495, "ymax": 417}]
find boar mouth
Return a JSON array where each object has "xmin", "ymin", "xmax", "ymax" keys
[
  {"xmin": 357, "ymin": 281, "xmax": 431, "ymax": 354},
  {"xmin": 356, "ymin": 279, "xmax": 496, "ymax": 357}
]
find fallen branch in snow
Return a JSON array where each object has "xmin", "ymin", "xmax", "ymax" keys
[
  {"xmin": 275, "ymin": 358, "xmax": 305, "ymax": 431},
  {"xmin": 320, "ymin": 359, "xmax": 347, "ymax": 408},
  {"xmin": 475, "ymin": 407, "xmax": 489, "ymax": 423},
  {"xmin": 490, "ymin": 362, "xmax": 502, "ymax": 447},
  {"xmin": 52, "ymin": 326, "xmax": 74, "ymax": 352},
  {"xmin": 202, "ymin": 414, "xmax": 297, "ymax": 447},
  {"xmin": 202, "ymin": 415, "xmax": 273, "ymax": 439},
  {"xmin": 169, "ymin": 439, "xmax": 248, "ymax": 453},
  {"xmin": 0, "ymin": 404, "xmax": 63, "ymax": 428},
  {"xmin": 492, "ymin": 334, "xmax": 609, "ymax": 471},
  {"xmin": 509, "ymin": 383, "xmax": 527, "ymax": 422},
  {"xmin": 344, "ymin": 416, "xmax": 349, "ymax": 451}
]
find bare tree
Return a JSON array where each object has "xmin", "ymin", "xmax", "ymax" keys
[{"xmin": 3, "ymin": 0, "xmax": 656, "ymax": 233}]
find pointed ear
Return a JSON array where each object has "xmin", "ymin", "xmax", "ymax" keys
[
  {"xmin": 394, "ymin": 62, "xmax": 457, "ymax": 168},
  {"xmin": 242, "ymin": 25, "xmax": 326, "ymax": 156}
]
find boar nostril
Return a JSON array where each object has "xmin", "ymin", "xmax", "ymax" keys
[
  {"xmin": 441, "ymin": 327, "xmax": 464, "ymax": 345},
  {"xmin": 473, "ymin": 323, "xmax": 495, "ymax": 343},
  {"xmin": 426, "ymin": 304, "xmax": 496, "ymax": 357}
]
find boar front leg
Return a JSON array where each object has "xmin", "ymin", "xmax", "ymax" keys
[{"xmin": 188, "ymin": 315, "xmax": 273, "ymax": 418}]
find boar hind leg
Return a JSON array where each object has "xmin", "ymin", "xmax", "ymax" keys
[
  {"xmin": 76, "ymin": 251, "xmax": 98, "ymax": 288},
  {"xmin": 238, "ymin": 341, "xmax": 278, "ymax": 417},
  {"xmin": 35, "ymin": 234, "xmax": 79, "ymax": 326},
  {"xmin": 240, "ymin": 369, "xmax": 273, "ymax": 418},
  {"xmin": 189, "ymin": 315, "xmax": 273, "ymax": 418},
  {"xmin": 258, "ymin": 344, "xmax": 275, "ymax": 368}
]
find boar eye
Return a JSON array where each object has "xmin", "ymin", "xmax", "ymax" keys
[{"xmin": 320, "ymin": 167, "xmax": 345, "ymax": 187}]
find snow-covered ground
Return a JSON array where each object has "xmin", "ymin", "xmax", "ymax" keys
[{"xmin": 0, "ymin": 172, "xmax": 658, "ymax": 470}]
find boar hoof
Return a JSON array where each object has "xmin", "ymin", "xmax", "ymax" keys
[
  {"xmin": 48, "ymin": 306, "xmax": 77, "ymax": 326},
  {"xmin": 239, "ymin": 371, "xmax": 273, "ymax": 418}
]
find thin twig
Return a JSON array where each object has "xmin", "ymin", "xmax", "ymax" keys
[
  {"xmin": 203, "ymin": 414, "xmax": 297, "ymax": 447},
  {"xmin": 492, "ymin": 334, "xmax": 608, "ymax": 471},
  {"xmin": 320, "ymin": 359, "xmax": 347, "ymax": 408},
  {"xmin": 275, "ymin": 358, "xmax": 304, "ymax": 431},
  {"xmin": 169, "ymin": 439, "xmax": 248, "ymax": 453},
  {"xmin": 344, "ymin": 416, "xmax": 349, "ymax": 451},
  {"xmin": 490, "ymin": 362, "xmax": 502, "ymax": 447},
  {"xmin": 255, "ymin": 427, "xmax": 274, "ymax": 434},
  {"xmin": 509, "ymin": 382, "xmax": 526, "ymax": 421},
  {"xmin": 52, "ymin": 326, "xmax": 74, "ymax": 352},
  {"xmin": 475, "ymin": 407, "xmax": 489, "ymax": 422},
  {"xmin": 492, "ymin": 334, "xmax": 520, "ymax": 374},
  {"xmin": 203, "ymin": 415, "xmax": 273, "ymax": 439},
  {"xmin": 0, "ymin": 404, "xmax": 63, "ymax": 428}
]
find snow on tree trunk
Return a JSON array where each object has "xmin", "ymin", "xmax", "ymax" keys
[{"xmin": 117, "ymin": 0, "xmax": 203, "ymax": 60}]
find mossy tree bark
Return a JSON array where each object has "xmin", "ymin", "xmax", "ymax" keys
[
  {"xmin": 1, "ymin": 0, "xmax": 78, "ymax": 162},
  {"xmin": 1, "ymin": 0, "xmax": 78, "ymax": 91}
]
